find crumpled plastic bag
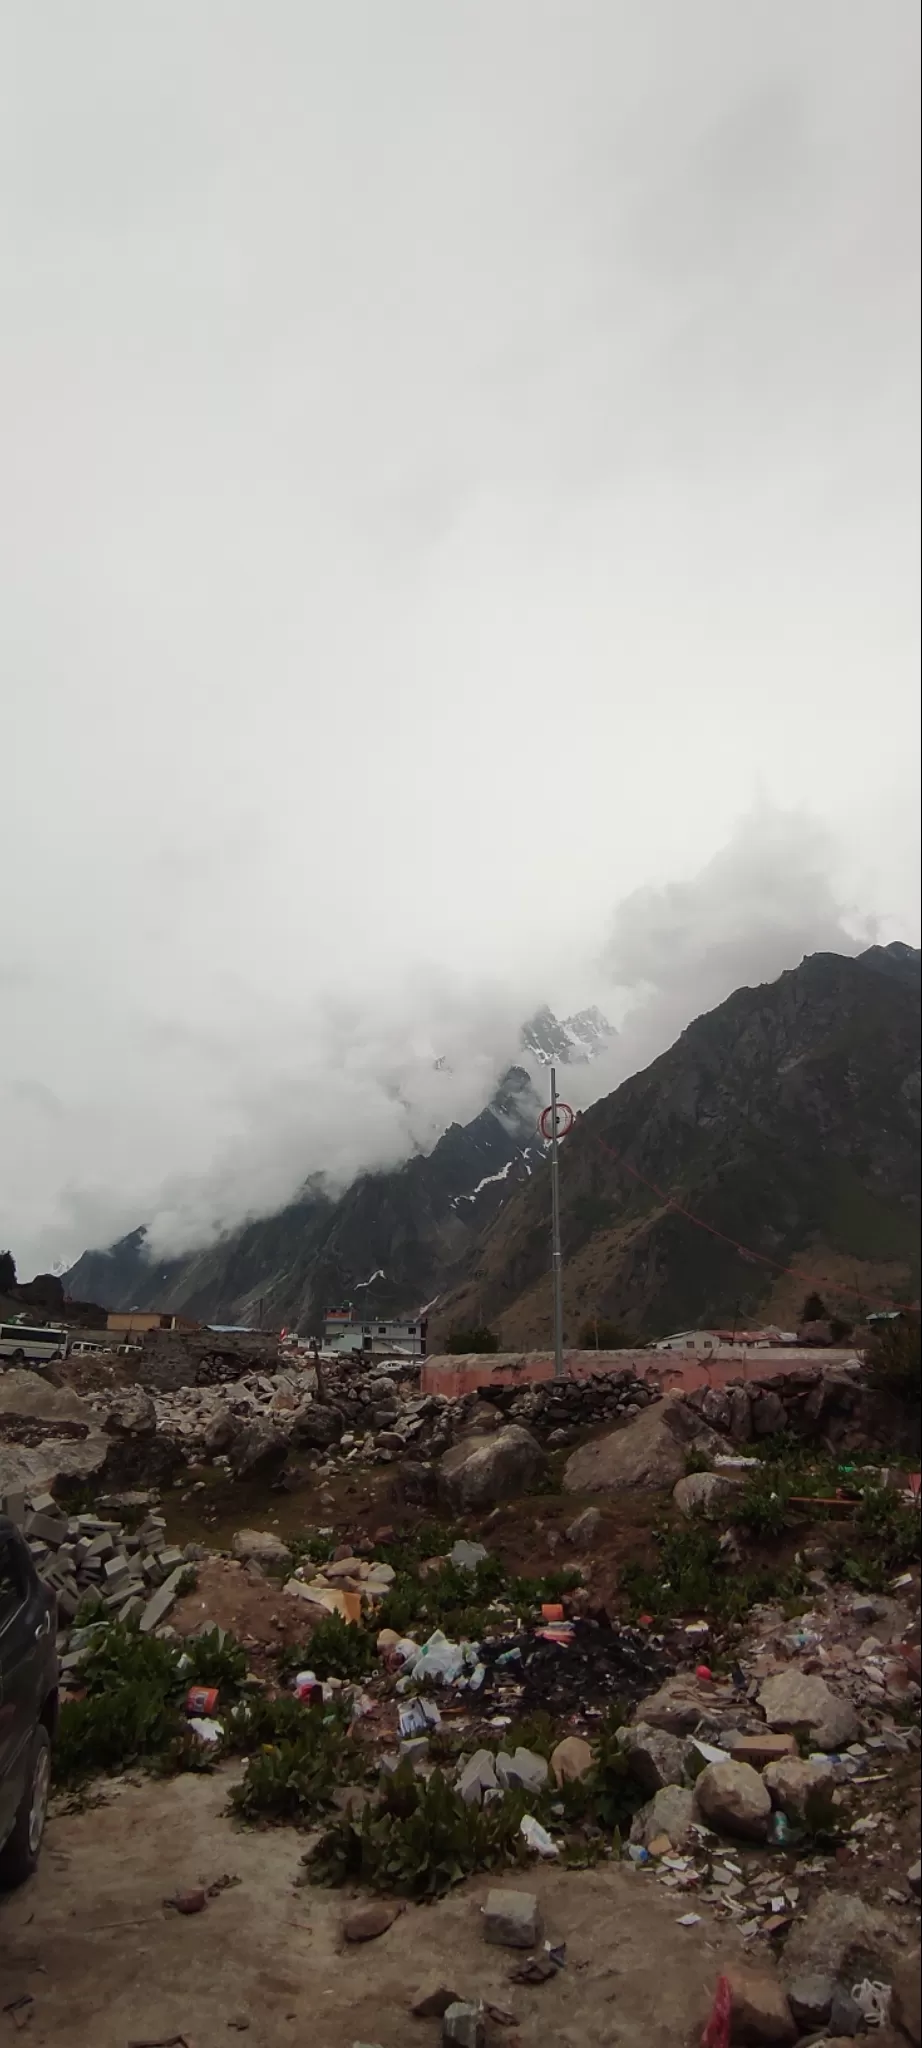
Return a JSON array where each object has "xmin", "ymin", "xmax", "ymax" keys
[
  {"xmin": 852, "ymin": 1979, "xmax": 892, "ymax": 2028},
  {"xmin": 520, "ymin": 1814, "xmax": 559, "ymax": 1858}
]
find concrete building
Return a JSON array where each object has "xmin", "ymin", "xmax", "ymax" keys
[
  {"xmin": 323, "ymin": 1309, "xmax": 428, "ymax": 1357},
  {"xmin": 106, "ymin": 1311, "xmax": 198, "ymax": 1335},
  {"xmin": 653, "ymin": 1328, "xmax": 778, "ymax": 1358}
]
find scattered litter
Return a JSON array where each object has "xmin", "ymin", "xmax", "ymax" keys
[
  {"xmin": 852, "ymin": 1979, "xmax": 891, "ymax": 2026},
  {"xmin": 677, "ymin": 1912, "xmax": 702, "ymax": 1926},
  {"xmin": 398, "ymin": 1697, "xmax": 442, "ymax": 1737},
  {"xmin": 690, "ymin": 1739, "xmax": 727, "ymax": 1767},
  {"xmin": 188, "ymin": 1716, "xmax": 223, "ymax": 1744},
  {"xmin": 448, "ymin": 1540, "xmax": 489, "ymax": 1571},
  {"xmin": 508, "ymin": 1955, "xmax": 558, "ymax": 1984},
  {"xmin": 520, "ymin": 1815, "xmax": 559, "ymax": 1858},
  {"xmin": 185, "ymin": 1685, "xmax": 219, "ymax": 1716}
]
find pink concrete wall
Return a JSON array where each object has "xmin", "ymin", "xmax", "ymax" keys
[{"xmin": 420, "ymin": 1347, "xmax": 858, "ymax": 1399}]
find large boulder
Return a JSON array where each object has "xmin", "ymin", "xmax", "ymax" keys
[
  {"xmin": 231, "ymin": 1528, "xmax": 293, "ymax": 1568},
  {"xmin": 618, "ymin": 1721, "xmax": 690, "ymax": 1795},
  {"xmin": 101, "ymin": 1388, "xmax": 156, "ymax": 1436},
  {"xmin": 891, "ymin": 1948, "xmax": 921, "ymax": 2047},
  {"xmin": 203, "ymin": 1409, "xmax": 241, "ymax": 1455},
  {"xmin": 694, "ymin": 1760, "xmax": 772, "ymax": 1840},
  {"xmin": 0, "ymin": 1370, "xmax": 108, "ymax": 1497},
  {"xmin": 100, "ymin": 1385, "xmax": 182, "ymax": 1487},
  {"xmin": 781, "ymin": 1893, "xmax": 892, "ymax": 1986},
  {"xmin": 437, "ymin": 1426, "xmax": 545, "ymax": 1511},
  {"xmin": 757, "ymin": 1670, "xmax": 859, "ymax": 1751},
  {"xmin": 720, "ymin": 1965, "xmax": 797, "ymax": 2045},
  {"xmin": 292, "ymin": 1402, "xmax": 344, "ymax": 1450},
  {"xmin": 631, "ymin": 1677, "xmax": 707, "ymax": 1736},
  {"xmin": 228, "ymin": 1418, "xmax": 289, "ymax": 1477},
  {"xmin": 762, "ymin": 1754, "xmax": 836, "ymax": 1821},
  {"xmin": 673, "ymin": 1469, "xmax": 742, "ymax": 1518},
  {"xmin": 563, "ymin": 1394, "xmax": 727, "ymax": 1494},
  {"xmin": 630, "ymin": 1785, "xmax": 696, "ymax": 1848}
]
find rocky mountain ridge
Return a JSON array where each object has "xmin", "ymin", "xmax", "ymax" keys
[
  {"xmin": 62, "ymin": 1006, "xmax": 612, "ymax": 1331},
  {"xmin": 433, "ymin": 942, "xmax": 921, "ymax": 1345}
]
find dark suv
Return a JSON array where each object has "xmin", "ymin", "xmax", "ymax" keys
[{"xmin": 0, "ymin": 1516, "xmax": 58, "ymax": 1884}]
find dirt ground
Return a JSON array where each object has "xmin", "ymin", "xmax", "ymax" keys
[
  {"xmin": 0, "ymin": 1769, "xmax": 751, "ymax": 2048},
  {"xmin": 170, "ymin": 1558, "xmax": 328, "ymax": 1667}
]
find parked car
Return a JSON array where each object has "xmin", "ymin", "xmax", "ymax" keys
[{"xmin": 0, "ymin": 1516, "xmax": 58, "ymax": 1884}]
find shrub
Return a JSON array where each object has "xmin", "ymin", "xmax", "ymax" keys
[
  {"xmin": 53, "ymin": 1619, "xmax": 249, "ymax": 1787},
  {"xmin": 863, "ymin": 1315, "xmax": 921, "ymax": 1408},
  {"xmin": 295, "ymin": 1611, "xmax": 377, "ymax": 1682},
  {"xmin": 229, "ymin": 1702, "xmax": 360, "ymax": 1824},
  {"xmin": 306, "ymin": 1765, "xmax": 530, "ymax": 1897},
  {"xmin": 728, "ymin": 1470, "xmax": 792, "ymax": 1539},
  {"xmin": 445, "ymin": 1326, "xmax": 499, "ymax": 1354},
  {"xmin": 578, "ymin": 1316, "xmax": 630, "ymax": 1350},
  {"xmin": 182, "ymin": 1626, "xmax": 249, "ymax": 1693}
]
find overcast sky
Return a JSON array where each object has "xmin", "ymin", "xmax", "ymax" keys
[{"xmin": 2, "ymin": 3, "xmax": 919, "ymax": 1276}]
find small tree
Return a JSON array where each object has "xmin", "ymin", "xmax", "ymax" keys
[
  {"xmin": 0, "ymin": 1249, "xmax": 15, "ymax": 1293},
  {"xmin": 801, "ymin": 1291, "xmax": 828, "ymax": 1324},
  {"xmin": 863, "ymin": 1314, "xmax": 921, "ymax": 1409},
  {"xmin": 445, "ymin": 1326, "xmax": 500, "ymax": 1355},
  {"xmin": 578, "ymin": 1315, "xmax": 630, "ymax": 1350}
]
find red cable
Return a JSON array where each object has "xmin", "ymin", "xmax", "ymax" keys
[{"xmin": 588, "ymin": 1129, "xmax": 913, "ymax": 1314}]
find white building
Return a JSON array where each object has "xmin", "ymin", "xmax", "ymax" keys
[
  {"xmin": 323, "ymin": 1309, "xmax": 428, "ymax": 1358},
  {"xmin": 653, "ymin": 1328, "xmax": 773, "ymax": 1358}
]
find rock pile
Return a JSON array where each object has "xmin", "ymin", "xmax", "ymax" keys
[
  {"xmin": 1, "ymin": 1484, "xmax": 191, "ymax": 1663},
  {"xmin": 680, "ymin": 1360, "xmax": 871, "ymax": 1449}
]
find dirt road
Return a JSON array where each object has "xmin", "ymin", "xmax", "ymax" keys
[{"xmin": 0, "ymin": 1768, "xmax": 747, "ymax": 2048}]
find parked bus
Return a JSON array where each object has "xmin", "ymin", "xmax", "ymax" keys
[{"xmin": 0, "ymin": 1325, "xmax": 69, "ymax": 1365}]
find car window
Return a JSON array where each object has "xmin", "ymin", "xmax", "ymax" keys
[{"xmin": 0, "ymin": 1538, "xmax": 27, "ymax": 1630}]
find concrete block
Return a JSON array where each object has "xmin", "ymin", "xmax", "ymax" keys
[
  {"xmin": 139, "ymin": 1565, "xmax": 186, "ymax": 1634},
  {"xmin": 482, "ymin": 1888, "xmax": 542, "ymax": 1949},
  {"xmin": 26, "ymin": 1511, "xmax": 66, "ymax": 1547},
  {"xmin": 728, "ymin": 1732, "xmax": 798, "ymax": 1769},
  {"xmin": 27, "ymin": 1492, "xmax": 59, "ymax": 1517},
  {"xmin": 154, "ymin": 1546, "xmax": 185, "ymax": 1572},
  {"xmin": 442, "ymin": 2003, "xmax": 486, "ymax": 2047}
]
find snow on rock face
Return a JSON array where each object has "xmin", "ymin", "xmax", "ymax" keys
[{"xmin": 520, "ymin": 1004, "xmax": 616, "ymax": 1066}]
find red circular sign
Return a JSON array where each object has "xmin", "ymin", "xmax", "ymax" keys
[{"xmin": 539, "ymin": 1101, "xmax": 574, "ymax": 1140}]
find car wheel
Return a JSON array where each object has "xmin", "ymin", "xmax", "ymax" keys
[{"xmin": 0, "ymin": 1725, "xmax": 51, "ymax": 1886}]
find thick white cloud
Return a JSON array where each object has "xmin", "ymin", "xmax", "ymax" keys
[{"xmin": 1, "ymin": 4, "xmax": 918, "ymax": 1272}]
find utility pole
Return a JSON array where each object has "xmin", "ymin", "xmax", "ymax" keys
[{"xmin": 539, "ymin": 1067, "xmax": 572, "ymax": 1381}]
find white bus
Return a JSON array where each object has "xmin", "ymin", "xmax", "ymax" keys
[{"xmin": 0, "ymin": 1324, "xmax": 70, "ymax": 1365}]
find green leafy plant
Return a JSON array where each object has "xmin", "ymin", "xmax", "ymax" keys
[
  {"xmin": 728, "ymin": 1470, "xmax": 792, "ymax": 1539},
  {"xmin": 53, "ymin": 1618, "xmax": 250, "ymax": 1787},
  {"xmin": 306, "ymin": 1765, "xmax": 530, "ymax": 1897},
  {"xmin": 288, "ymin": 1532, "xmax": 337, "ymax": 1567},
  {"xmin": 182, "ymin": 1626, "xmax": 249, "ymax": 1692},
  {"xmin": 230, "ymin": 1701, "xmax": 361, "ymax": 1823},
  {"xmin": 293, "ymin": 1610, "xmax": 377, "ymax": 1681},
  {"xmin": 552, "ymin": 1706, "xmax": 642, "ymax": 1836}
]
